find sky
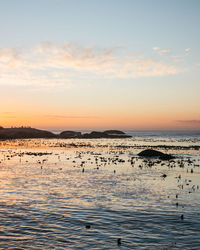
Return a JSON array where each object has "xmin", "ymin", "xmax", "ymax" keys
[{"xmin": 0, "ymin": 0, "xmax": 200, "ymax": 130}]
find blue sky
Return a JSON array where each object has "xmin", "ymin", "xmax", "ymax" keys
[
  {"xmin": 0, "ymin": 0, "xmax": 199, "ymax": 49},
  {"xmin": 0, "ymin": 0, "xmax": 200, "ymax": 129}
]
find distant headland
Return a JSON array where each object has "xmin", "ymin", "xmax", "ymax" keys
[{"xmin": 0, "ymin": 126, "xmax": 131, "ymax": 139}]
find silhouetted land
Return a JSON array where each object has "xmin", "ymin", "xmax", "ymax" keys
[{"xmin": 0, "ymin": 126, "xmax": 131, "ymax": 140}]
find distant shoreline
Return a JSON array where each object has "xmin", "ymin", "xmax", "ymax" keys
[{"xmin": 0, "ymin": 126, "xmax": 131, "ymax": 140}]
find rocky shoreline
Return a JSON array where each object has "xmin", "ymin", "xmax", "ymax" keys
[{"xmin": 0, "ymin": 127, "xmax": 131, "ymax": 140}]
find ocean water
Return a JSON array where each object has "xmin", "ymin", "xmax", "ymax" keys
[
  {"xmin": 126, "ymin": 130, "xmax": 200, "ymax": 139},
  {"xmin": 0, "ymin": 135, "xmax": 200, "ymax": 249}
]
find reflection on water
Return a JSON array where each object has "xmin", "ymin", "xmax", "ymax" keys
[{"xmin": 0, "ymin": 139, "xmax": 200, "ymax": 249}]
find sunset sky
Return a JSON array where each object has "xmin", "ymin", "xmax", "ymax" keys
[{"xmin": 0, "ymin": 0, "xmax": 200, "ymax": 130}]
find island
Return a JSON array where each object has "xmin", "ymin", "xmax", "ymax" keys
[{"xmin": 0, "ymin": 126, "xmax": 131, "ymax": 140}]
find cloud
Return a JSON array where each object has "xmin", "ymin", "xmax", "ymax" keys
[
  {"xmin": 32, "ymin": 42, "xmax": 117, "ymax": 72},
  {"xmin": 159, "ymin": 49, "xmax": 171, "ymax": 55},
  {"xmin": 152, "ymin": 46, "xmax": 171, "ymax": 55},
  {"xmin": 172, "ymin": 55, "xmax": 184, "ymax": 62},
  {"xmin": 1, "ymin": 116, "xmax": 16, "ymax": 119},
  {"xmin": 34, "ymin": 42, "xmax": 180, "ymax": 78},
  {"xmin": 1, "ymin": 112, "xmax": 15, "ymax": 114},
  {"xmin": 117, "ymin": 58, "xmax": 178, "ymax": 78},
  {"xmin": 0, "ymin": 112, "xmax": 16, "ymax": 119},
  {"xmin": 0, "ymin": 42, "xmax": 182, "ymax": 88},
  {"xmin": 185, "ymin": 48, "xmax": 191, "ymax": 53},
  {"xmin": 45, "ymin": 115, "xmax": 100, "ymax": 120},
  {"xmin": 0, "ymin": 48, "xmax": 21, "ymax": 68},
  {"xmin": 177, "ymin": 120, "xmax": 200, "ymax": 124},
  {"xmin": 152, "ymin": 46, "xmax": 160, "ymax": 51}
]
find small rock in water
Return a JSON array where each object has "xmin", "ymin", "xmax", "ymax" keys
[
  {"xmin": 117, "ymin": 238, "xmax": 121, "ymax": 245},
  {"xmin": 85, "ymin": 225, "xmax": 91, "ymax": 229},
  {"xmin": 138, "ymin": 149, "xmax": 174, "ymax": 160}
]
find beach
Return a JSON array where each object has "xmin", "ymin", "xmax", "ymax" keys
[{"xmin": 0, "ymin": 134, "xmax": 200, "ymax": 249}]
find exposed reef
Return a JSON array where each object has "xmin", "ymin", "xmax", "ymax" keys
[{"xmin": 138, "ymin": 149, "xmax": 175, "ymax": 160}]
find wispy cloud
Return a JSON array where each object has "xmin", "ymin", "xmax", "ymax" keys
[
  {"xmin": 0, "ymin": 112, "xmax": 16, "ymax": 119},
  {"xmin": 185, "ymin": 48, "xmax": 191, "ymax": 53},
  {"xmin": 1, "ymin": 112, "xmax": 15, "ymax": 114},
  {"xmin": 45, "ymin": 114, "xmax": 100, "ymax": 120},
  {"xmin": 152, "ymin": 46, "xmax": 171, "ymax": 55},
  {"xmin": 0, "ymin": 48, "xmax": 21, "ymax": 68},
  {"xmin": 152, "ymin": 46, "xmax": 160, "ymax": 51},
  {"xmin": 0, "ymin": 42, "xmax": 183, "ymax": 88},
  {"xmin": 177, "ymin": 120, "xmax": 200, "ymax": 124}
]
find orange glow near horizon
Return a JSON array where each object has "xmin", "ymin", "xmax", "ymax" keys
[{"xmin": 1, "ymin": 110, "xmax": 200, "ymax": 130}]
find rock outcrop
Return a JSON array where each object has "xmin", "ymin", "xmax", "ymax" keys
[
  {"xmin": 0, "ymin": 127, "xmax": 131, "ymax": 140},
  {"xmin": 103, "ymin": 130, "xmax": 125, "ymax": 135},
  {"xmin": 138, "ymin": 149, "xmax": 174, "ymax": 160},
  {"xmin": 82, "ymin": 130, "xmax": 131, "ymax": 139},
  {"xmin": 59, "ymin": 131, "xmax": 82, "ymax": 138},
  {"xmin": 0, "ymin": 127, "xmax": 55, "ymax": 139}
]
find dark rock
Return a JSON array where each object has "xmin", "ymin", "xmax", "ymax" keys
[
  {"xmin": 117, "ymin": 238, "xmax": 121, "ymax": 245},
  {"xmin": 82, "ymin": 130, "xmax": 131, "ymax": 139},
  {"xmin": 0, "ymin": 127, "xmax": 131, "ymax": 140},
  {"xmin": 138, "ymin": 149, "xmax": 174, "ymax": 160},
  {"xmin": 83, "ymin": 131, "xmax": 106, "ymax": 138},
  {"xmin": 59, "ymin": 131, "xmax": 82, "ymax": 138},
  {"xmin": 160, "ymin": 154, "xmax": 174, "ymax": 160},
  {"xmin": 104, "ymin": 130, "xmax": 125, "ymax": 135},
  {"xmin": 0, "ymin": 127, "xmax": 55, "ymax": 139}
]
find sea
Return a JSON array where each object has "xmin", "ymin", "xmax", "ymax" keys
[{"xmin": 0, "ymin": 130, "xmax": 200, "ymax": 249}]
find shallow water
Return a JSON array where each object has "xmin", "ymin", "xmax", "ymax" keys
[{"xmin": 0, "ymin": 138, "xmax": 200, "ymax": 249}]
